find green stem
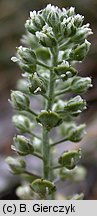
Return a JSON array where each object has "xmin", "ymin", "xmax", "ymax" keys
[
  {"xmin": 51, "ymin": 165, "xmax": 63, "ymax": 170},
  {"xmin": 42, "ymin": 46, "xmax": 58, "ymax": 200},
  {"xmin": 54, "ymin": 87, "xmax": 70, "ymax": 97},
  {"xmin": 30, "ymin": 131, "xmax": 42, "ymax": 140},
  {"xmin": 46, "ymin": 69, "xmax": 55, "ymax": 110},
  {"xmin": 42, "ymin": 127, "xmax": 50, "ymax": 179},
  {"xmin": 50, "ymin": 137, "xmax": 68, "ymax": 148},
  {"xmin": 24, "ymin": 171, "xmax": 41, "ymax": 179},
  {"xmin": 27, "ymin": 108, "xmax": 38, "ymax": 116},
  {"xmin": 32, "ymin": 152, "xmax": 43, "ymax": 160},
  {"xmin": 37, "ymin": 60, "xmax": 51, "ymax": 70}
]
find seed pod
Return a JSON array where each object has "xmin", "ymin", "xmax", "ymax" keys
[
  {"xmin": 12, "ymin": 115, "xmax": 32, "ymax": 133},
  {"xmin": 17, "ymin": 46, "xmax": 36, "ymax": 65},
  {"xmin": 29, "ymin": 73, "xmax": 47, "ymax": 95},
  {"xmin": 54, "ymin": 61, "xmax": 77, "ymax": 78},
  {"xmin": 6, "ymin": 157, "xmax": 26, "ymax": 174},
  {"xmin": 67, "ymin": 124, "xmax": 86, "ymax": 142},
  {"xmin": 71, "ymin": 76, "xmax": 92, "ymax": 93},
  {"xmin": 70, "ymin": 40, "xmax": 91, "ymax": 61},
  {"xmin": 36, "ymin": 111, "xmax": 62, "ymax": 130},
  {"xmin": 12, "ymin": 135, "xmax": 34, "ymax": 156},
  {"xmin": 30, "ymin": 179, "xmax": 56, "ymax": 197},
  {"xmin": 16, "ymin": 79, "xmax": 29, "ymax": 94},
  {"xmin": 64, "ymin": 96, "xmax": 87, "ymax": 113},
  {"xmin": 10, "ymin": 91, "xmax": 30, "ymax": 110},
  {"xmin": 58, "ymin": 149, "xmax": 82, "ymax": 169}
]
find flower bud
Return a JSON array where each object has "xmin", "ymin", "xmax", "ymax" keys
[
  {"xmin": 47, "ymin": 11, "xmax": 60, "ymax": 33},
  {"xmin": 25, "ymin": 19, "xmax": 38, "ymax": 34},
  {"xmin": 30, "ymin": 11, "xmax": 45, "ymax": 30},
  {"xmin": 36, "ymin": 111, "xmax": 62, "ymax": 130},
  {"xmin": 10, "ymin": 91, "xmax": 30, "ymax": 110},
  {"xmin": 58, "ymin": 149, "xmax": 82, "ymax": 169},
  {"xmin": 17, "ymin": 46, "xmax": 36, "ymax": 65},
  {"xmin": 71, "ymin": 40, "xmax": 91, "ymax": 61},
  {"xmin": 36, "ymin": 25, "xmax": 57, "ymax": 47},
  {"xmin": 71, "ymin": 76, "xmax": 92, "ymax": 93},
  {"xmin": 64, "ymin": 96, "xmax": 87, "ymax": 114},
  {"xmin": 12, "ymin": 115, "xmax": 32, "ymax": 133},
  {"xmin": 61, "ymin": 17, "xmax": 75, "ymax": 37},
  {"xmin": 72, "ymin": 25, "xmax": 93, "ymax": 43},
  {"xmin": 74, "ymin": 14, "xmax": 84, "ymax": 27},
  {"xmin": 67, "ymin": 124, "xmax": 86, "ymax": 142},
  {"xmin": 30, "ymin": 179, "xmax": 56, "ymax": 197},
  {"xmin": 12, "ymin": 135, "xmax": 34, "ymax": 156},
  {"xmin": 29, "ymin": 73, "xmax": 47, "ymax": 95},
  {"xmin": 67, "ymin": 7, "xmax": 75, "ymax": 17},
  {"xmin": 6, "ymin": 157, "xmax": 26, "ymax": 174},
  {"xmin": 42, "ymin": 4, "xmax": 59, "ymax": 20}
]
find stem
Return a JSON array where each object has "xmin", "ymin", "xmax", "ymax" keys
[
  {"xmin": 51, "ymin": 165, "xmax": 62, "ymax": 170},
  {"xmin": 32, "ymin": 152, "xmax": 43, "ymax": 160},
  {"xmin": 30, "ymin": 131, "xmax": 42, "ymax": 140},
  {"xmin": 42, "ymin": 127, "xmax": 50, "ymax": 179},
  {"xmin": 50, "ymin": 137, "xmax": 68, "ymax": 148},
  {"xmin": 41, "ymin": 93, "xmax": 49, "ymax": 100},
  {"xmin": 37, "ymin": 60, "xmax": 51, "ymax": 70},
  {"xmin": 24, "ymin": 171, "xmax": 41, "ymax": 179},
  {"xmin": 42, "ymin": 46, "xmax": 58, "ymax": 199},
  {"xmin": 55, "ymin": 88, "xmax": 70, "ymax": 97},
  {"xmin": 27, "ymin": 108, "xmax": 38, "ymax": 116}
]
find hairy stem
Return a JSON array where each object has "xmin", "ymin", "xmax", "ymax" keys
[
  {"xmin": 42, "ymin": 46, "xmax": 58, "ymax": 199},
  {"xmin": 54, "ymin": 87, "xmax": 70, "ymax": 97},
  {"xmin": 50, "ymin": 137, "xmax": 68, "ymax": 148},
  {"xmin": 42, "ymin": 127, "xmax": 50, "ymax": 180}
]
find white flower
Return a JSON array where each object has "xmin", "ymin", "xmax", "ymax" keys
[
  {"xmin": 46, "ymin": 4, "xmax": 58, "ymax": 12},
  {"xmin": 85, "ymin": 39, "xmax": 91, "ymax": 46},
  {"xmin": 11, "ymin": 57, "xmax": 19, "ymax": 62},
  {"xmin": 68, "ymin": 7, "xmax": 75, "ymax": 15},
  {"xmin": 74, "ymin": 14, "xmax": 84, "ymax": 21},
  {"xmin": 62, "ymin": 8, "xmax": 66, "ymax": 14},
  {"xmin": 36, "ymin": 31, "xmax": 43, "ymax": 40},
  {"xmin": 42, "ymin": 24, "xmax": 52, "ymax": 33},
  {"xmin": 18, "ymin": 46, "xmax": 27, "ymax": 52},
  {"xmin": 30, "ymin": 10, "xmax": 36, "ymax": 19}
]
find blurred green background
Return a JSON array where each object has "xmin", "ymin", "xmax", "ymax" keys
[{"xmin": 0, "ymin": 0, "xmax": 97, "ymax": 199}]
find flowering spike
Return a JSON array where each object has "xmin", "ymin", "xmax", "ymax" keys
[{"xmin": 7, "ymin": 4, "xmax": 93, "ymax": 200}]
